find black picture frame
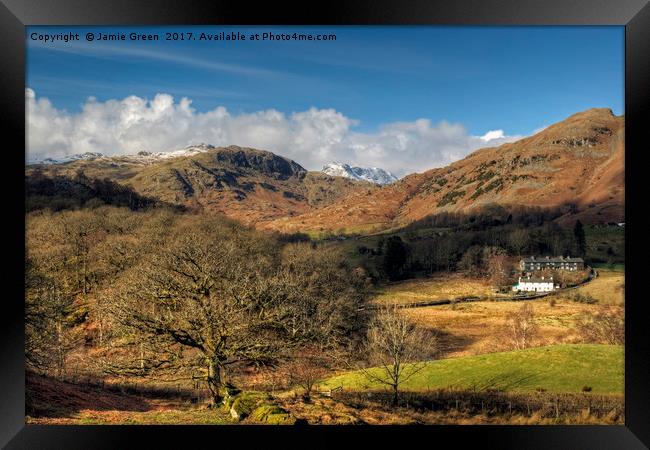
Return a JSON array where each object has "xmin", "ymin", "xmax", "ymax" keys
[{"xmin": 2, "ymin": 0, "xmax": 648, "ymax": 448}]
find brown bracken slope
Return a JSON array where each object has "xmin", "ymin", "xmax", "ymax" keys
[
  {"xmin": 262, "ymin": 108, "xmax": 624, "ymax": 233},
  {"xmin": 26, "ymin": 145, "xmax": 373, "ymax": 227}
]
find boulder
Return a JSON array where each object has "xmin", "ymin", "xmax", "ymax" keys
[
  {"xmin": 250, "ymin": 404, "xmax": 297, "ymax": 425},
  {"xmin": 229, "ymin": 391, "xmax": 269, "ymax": 420}
]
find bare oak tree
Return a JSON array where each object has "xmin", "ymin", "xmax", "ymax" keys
[
  {"xmin": 108, "ymin": 219, "xmax": 289, "ymax": 404},
  {"xmin": 106, "ymin": 218, "xmax": 369, "ymax": 404}
]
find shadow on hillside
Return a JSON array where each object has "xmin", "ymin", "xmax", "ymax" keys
[
  {"xmin": 25, "ymin": 372, "xmax": 199, "ymax": 418},
  {"xmin": 333, "ymin": 388, "xmax": 624, "ymax": 421},
  {"xmin": 431, "ymin": 328, "xmax": 476, "ymax": 359},
  {"xmin": 25, "ymin": 171, "xmax": 184, "ymax": 213},
  {"xmin": 453, "ymin": 371, "xmax": 541, "ymax": 392}
]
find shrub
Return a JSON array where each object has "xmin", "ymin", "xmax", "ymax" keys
[
  {"xmin": 437, "ymin": 190, "xmax": 465, "ymax": 207},
  {"xmin": 576, "ymin": 309, "xmax": 624, "ymax": 345},
  {"xmin": 571, "ymin": 292, "xmax": 597, "ymax": 304}
]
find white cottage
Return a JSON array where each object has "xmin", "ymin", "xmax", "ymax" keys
[{"xmin": 512, "ymin": 276, "xmax": 559, "ymax": 293}]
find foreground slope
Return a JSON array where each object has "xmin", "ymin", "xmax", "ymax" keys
[{"xmin": 322, "ymin": 344, "xmax": 623, "ymax": 394}]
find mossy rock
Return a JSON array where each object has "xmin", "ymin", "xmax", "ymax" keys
[
  {"xmin": 229, "ymin": 391, "xmax": 270, "ymax": 420},
  {"xmin": 250, "ymin": 404, "xmax": 297, "ymax": 425}
]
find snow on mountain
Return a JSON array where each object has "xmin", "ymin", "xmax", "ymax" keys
[
  {"xmin": 27, "ymin": 144, "xmax": 216, "ymax": 165},
  {"xmin": 131, "ymin": 144, "xmax": 216, "ymax": 161},
  {"xmin": 322, "ymin": 162, "xmax": 398, "ymax": 185},
  {"xmin": 27, "ymin": 146, "xmax": 399, "ymax": 186},
  {"xmin": 27, "ymin": 152, "xmax": 106, "ymax": 165}
]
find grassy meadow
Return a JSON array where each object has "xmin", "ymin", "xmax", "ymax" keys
[
  {"xmin": 321, "ymin": 344, "xmax": 624, "ymax": 395},
  {"xmin": 371, "ymin": 273, "xmax": 494, "ymax": 305},
  {"xmin": 577, "ymin": 268, "xmax": 625, "ymax": 305}
]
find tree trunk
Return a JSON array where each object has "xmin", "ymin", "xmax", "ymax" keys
[
  {"xmin": 206, "ymin": 357, "xmax": 223, "ymax": 405},
  {"xmin": 392, "ymin": 384, "xmax": 399, "ymax": 406}
]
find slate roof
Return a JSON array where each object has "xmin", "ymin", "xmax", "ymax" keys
[{"xmin": 521, "ymin": 256, "xmax": 584, "ymax": 263}]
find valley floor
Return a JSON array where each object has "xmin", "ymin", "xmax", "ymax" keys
[
  {"xmin": 26, "ymin": 269, "xmax": 625, "ymax": 426},
  {"xmin": 377, "ymin": 269, "xmax": 624, "ymax": 358}
]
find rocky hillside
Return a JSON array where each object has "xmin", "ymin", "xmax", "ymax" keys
[
  {"xmin": 26, "ymin": 145, "xmax": 372, "ymax": 226},
  {"xmin": 263, "ymin": 108, "xmax": 624, "ymax": 234}
]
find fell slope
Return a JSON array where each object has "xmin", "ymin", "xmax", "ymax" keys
[
  {"xmin": 26, "ymin": 145, "xmax": 371, "ymax": 226},
  {"xmin": 264, "ymin": 108, "xmax": 624, "ymax": 233}
]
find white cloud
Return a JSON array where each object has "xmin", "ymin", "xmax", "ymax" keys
[
  {"xmin": 26, "ymin": 89, "xmax": 523, "ymax": 176},
  {"xmin": 480, "ymin": 129, "xmax": 505, "ymax": 141}
]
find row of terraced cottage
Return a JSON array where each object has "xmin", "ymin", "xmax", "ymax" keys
[{"xmin": 513, "ymin": 256, "xmax": 585, "ymax": 293}]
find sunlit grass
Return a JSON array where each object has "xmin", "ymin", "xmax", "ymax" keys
[{"xmin": 321, "ymin": 344, "xmax": 623, "ymax": 394}]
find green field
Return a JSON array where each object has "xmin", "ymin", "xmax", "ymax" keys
[{"xmin": 322, "ymin": 344, "xmax": 623, "ymax": 394}]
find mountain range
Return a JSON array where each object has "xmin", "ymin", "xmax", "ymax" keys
[
  {"xmin": 26, "ymin": 108, "xmax": 624, "ymax": 233},
  {"xmin": 30, "ymin": 149, "xmax": 399, "ymax": 186},
  {"xmin": 322, "ymin": 162, "xmax": 398, "ymax": 185}
]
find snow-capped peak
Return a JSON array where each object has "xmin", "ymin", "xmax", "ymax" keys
[
  {"xmin": 322, "ymin": 162, "xmax": 398, "ymax": 185},
  {"xmin": 26, "ymin": 144, "xmax": 216, "ymax": 165},
  {"xmin": 26, "ymin": 151, "xmax": 106, "ymax": 165},
  {"xmin": 132, "ymin": 143, "xmax": 216, "ymax": 161}
]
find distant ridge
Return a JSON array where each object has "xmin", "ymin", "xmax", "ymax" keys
[
  {"xmin": 322, "ymin": 162, "xmax": 398, "ymax": 185},
  {"xmin": 27, "ymin": 143, "xmax": 217, "ymax": 165},
  {"xmin": 25, "ymin": 144, "xmax": 369, "ymax": 227}
]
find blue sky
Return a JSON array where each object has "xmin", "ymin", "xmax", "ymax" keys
[{"xmin": 26, "ymin": 26, "xmax": 624, "ymax": 174}]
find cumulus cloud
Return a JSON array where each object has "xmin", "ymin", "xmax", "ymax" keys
[{"xmin": 26, "ymin": 89, "xmax": 523, "ymax": 176}]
